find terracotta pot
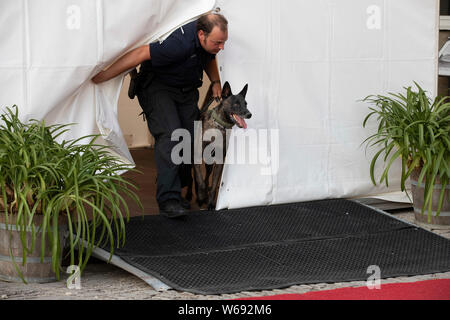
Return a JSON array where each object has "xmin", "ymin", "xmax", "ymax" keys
[{"xmin": 410, "ymin": 168, "xmax": 450, "ymax": 226}]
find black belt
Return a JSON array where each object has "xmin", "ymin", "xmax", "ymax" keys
[
  {"xmin": 152, "ymin": 81, "xmax": 197, "ymax": 93},
  {"xmin": 180, "ymin": 86, "xmax": 196, "ymax": 93}
]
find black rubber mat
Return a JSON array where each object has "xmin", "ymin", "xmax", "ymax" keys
[{"xmin": 104, "ymin": 199, "xmax": 450, "ymax": 294}]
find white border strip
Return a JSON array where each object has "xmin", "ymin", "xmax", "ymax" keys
[{"xmin": 85, "ymin": 241, "xmax": 171, "ymax": 292}]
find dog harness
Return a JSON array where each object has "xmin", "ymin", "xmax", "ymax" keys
[{"xmin": 208, "ymin": 109, "xmax": 235, "ymax": 129}]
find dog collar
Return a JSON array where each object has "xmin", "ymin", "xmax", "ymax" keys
[{"xmin": 209, "ymin": 109, "xmax": 235, "ymax": 129}]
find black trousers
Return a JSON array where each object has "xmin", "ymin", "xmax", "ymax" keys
[{"xmin": 137, "ymin": 81, "xmax": 199, "ymax": 205}]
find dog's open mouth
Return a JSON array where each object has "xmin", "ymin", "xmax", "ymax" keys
[{"xmin": 232, "ymin": 114, "xmax": 247, "ymax": 129}]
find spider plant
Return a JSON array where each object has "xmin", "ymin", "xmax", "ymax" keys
[
  {"xmin": 0, "ymin": 105, "xmax": 142, "ymax": 282},
  {"xmin": 362, "ymin": 82, "xmax": 450, "ymax": 221}
]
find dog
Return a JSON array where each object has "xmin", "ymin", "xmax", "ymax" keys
[{"xmin": 189, "ymin": 81, "xmax": 252, "ymax": 210}]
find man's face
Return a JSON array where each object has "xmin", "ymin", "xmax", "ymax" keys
[{"xmin": 198, "ymin": 26, "xmax": 228, "ymax": 55}]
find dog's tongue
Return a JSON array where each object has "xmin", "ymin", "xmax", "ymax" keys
[{"xmin": 233, "ymin": 114, "xmax": 247, "ymax": 129}]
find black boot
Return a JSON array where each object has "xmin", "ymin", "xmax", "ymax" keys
[{"xmin": 159, "ymin": 199, "xmax": 187, "ymax": 218}]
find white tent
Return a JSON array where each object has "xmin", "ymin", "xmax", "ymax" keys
[
  {"xmin": 0, "ymin": 0, "xmax": 439, "ymax": 210},
  {"xmin": 215, "ymin": 0, "xmax": 439, "ymax": 209},
  {"xmin": 0, "ymin": 0, "xmax": 216, "ymax": 162}
]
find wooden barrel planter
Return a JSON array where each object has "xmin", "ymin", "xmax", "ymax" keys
[
  {"xmin": 410, "ymin": 168, "xmax": 450, "ymax": 226},
  {"xmin": 0, "ymin": 214, "xmax": 67, "ymax": 283}
]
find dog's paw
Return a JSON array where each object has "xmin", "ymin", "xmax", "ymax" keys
[
  {"xmin": 207, "ymin": 193, "xmax": 217, "ymax": 211},
  {"xmin": 207, "ymin": 198, "xmax": 217, "ymax": 211},
  {"xmin": 196, "ymin": 187, "xmax": 208, "ymax": 206}
]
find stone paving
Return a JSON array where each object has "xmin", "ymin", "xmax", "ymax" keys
[{"xmin": 0, "ymin": 210, "xmax": 449, "ymax": 300}]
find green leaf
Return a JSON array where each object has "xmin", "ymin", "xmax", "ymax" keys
[{"xmin": 380, "ymin": 148, "xmax": 402, "ymax": 187}]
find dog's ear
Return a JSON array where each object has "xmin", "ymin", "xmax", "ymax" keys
[
  {"xmin": 222, "ymin": 81, "xmax": 232, "ymax": 99},
  {"xmin": 239, "ymin": 84, "xmax": 248, "ymax": 98}
]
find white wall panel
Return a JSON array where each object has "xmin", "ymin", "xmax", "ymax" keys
[{"xmin": 216, "ymin": 0, "xmax": 438, "ymax": 209}]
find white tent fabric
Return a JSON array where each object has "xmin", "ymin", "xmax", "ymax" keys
[
  {"xmin": 0, "ymin": 0, "xmax": 215, "ymax": 163},
  {"xmin": 214, "ymin": 0, "xmax": 439, "ymax": 209},
  {"xmin": 0, "ymin": 0, "xmax": 439, "ymax": 210}
]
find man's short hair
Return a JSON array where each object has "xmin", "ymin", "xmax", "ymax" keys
[{"xmin": 197, "ymin": 13, "xmax": 228, "ymax": 36}]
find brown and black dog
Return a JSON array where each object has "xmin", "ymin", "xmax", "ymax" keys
[{"xmin": 189, "ymin": 81, "xmax": 252, "ymax": 210}]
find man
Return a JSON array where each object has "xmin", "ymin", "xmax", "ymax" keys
[{"xmin": 92, "ymin": 13, "xmax": 228, "ymax": 218}]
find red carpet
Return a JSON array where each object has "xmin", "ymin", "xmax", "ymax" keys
[{"xmin": 238, "ymin": 279, "xmax": 450, "ymax": 300}]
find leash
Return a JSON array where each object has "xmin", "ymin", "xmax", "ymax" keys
[
  {"xmin": 200, "ymin": 96, "xmax": 216, "ymax": 115},
  {"xmin": 200, "ymin": 80, "xmax": 222, "ymax": 114}
]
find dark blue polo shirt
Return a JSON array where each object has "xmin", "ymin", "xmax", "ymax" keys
[{"xmin": 140, "ymin": 20, "xmax": 216, "ymax": 89}]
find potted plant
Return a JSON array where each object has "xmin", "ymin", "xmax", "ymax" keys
[
  {"xmin": 362, "ymin": 83, "xmax": 450, "ymax": 226},
  {"xmin": 0, "ymin": 105, "xmax": 142, "ymax": 283}
]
